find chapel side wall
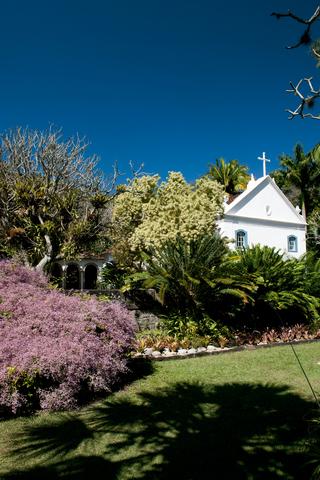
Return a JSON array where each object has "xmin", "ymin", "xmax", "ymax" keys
[{"xmin": 218, "ymin": 218, "xmax": 306, "ymax": 258}]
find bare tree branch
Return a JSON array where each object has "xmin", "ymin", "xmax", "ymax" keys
[
  {"xmin": 313, "ymin": 47, "xmax": 320, "ymax": 59},
  {"xmin": 1, "ymin": 126, "xmax": 102, "ymax": 196},
  {"xmin": 272, "ymin": 7, "xmax": 320, "ymax": 25},
  {"xmin": 272, "ymin": 6, "xmax": 320, "ymax": 120},
  {"xmin": 285, "ymin": 77, "xmax": 320, "ymax": 119},
  {"xmin": 128, "ymin": 160, "xmax": 155, "ymax": 179},
  {"xmin": 271, "ymin": 6, "xmax": 320, "ymax": 49},
  {"xmin": 101, "ymin": 161, "xmax": 124, "ymax": 197}
]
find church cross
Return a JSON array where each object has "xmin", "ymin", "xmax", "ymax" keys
[{"xmin": 257, "ymin": 152, "xmax": 270, "ymax": 177}]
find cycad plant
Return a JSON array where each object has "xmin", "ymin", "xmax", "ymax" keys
[
  {"xmin": 123, "ymin": 232, "xmax": 252, "ymax": 320},
  {"xmin": 299, "ymin": 252, "xmax": 320, "ymax": 299},
  {"xmin": 231, "ymin": 245, "xmax": 319, "ymax": 329}
]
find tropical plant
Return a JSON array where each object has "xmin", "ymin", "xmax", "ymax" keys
[
  {"xmin": 207, "ymin": 158, "xmax": 250, "ymax": 195},
  {"xmin": 0, "ymin": 260, "xmax": 135, "ymax": 415},
  {"xmin": 234, "ymin": 324, "xmax": 315, "ymax": 346},
  {"xmin": 272, "ymin": 144, "xmax": 320, "ymax": 219},
  {"xmin": 299, "ymin": 252, "xmax": 320, "ymax": 299},
  {"xmin": 160, "ymin": 314, "xmax": 231, "ymax": 344},
  {"xmin": 123, "ymin": 233, "xmax": 252, "ymax": 320},
  {"xmin": 307, "ymin": 209, "xmax": 320, "ymax": 254},
  {"xmin": 134, "ymin": 329, "xmax": 211, "ymax": 352},
  {"xmin": 230, "ymin": 245, "xmax": 320, "ymax": 329},
  {"xmin": 100, "ymin": 261, "xmax": 126, "ymax": 289}
]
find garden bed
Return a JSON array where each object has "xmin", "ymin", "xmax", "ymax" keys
[{"xmin": 132, "ymin": 337, "xmax": 320, "ymax": 361}]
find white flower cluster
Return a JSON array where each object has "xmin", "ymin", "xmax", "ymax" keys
[{"xmin": 112, "ymin": 172, "xmax": 224, "ymax": 264}]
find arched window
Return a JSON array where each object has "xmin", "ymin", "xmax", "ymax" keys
[
  {"xmin": 235, "ymin": 230, "xmax": 248, "ymax": 248},
  {"xmin": 84, "ymin": 264, "xmax": 98, "ymax": 289},
  {"xmin": 288, "ymin": 235, "xmax": 298, "ymax": 253}
]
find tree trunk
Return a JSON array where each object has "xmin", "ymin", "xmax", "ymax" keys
[
  {"xmin": 36, "ymin": 215, "xmax": 53, "ymax": 272},
  {"xmin": 36, "ymin": 254, "xmax": 51, "ymax": 272}
]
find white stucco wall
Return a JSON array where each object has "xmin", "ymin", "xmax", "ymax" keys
[
  {"xmin": 56, "ymin": 254, "xmax": 112, "ymax": 289},
  {"xmin": 218, "ymin": 216, "xmax": 306, "ymax": 258},
  {"xmin": 228, "ymin": 180, "xmax": 301, "ymax": 224}
]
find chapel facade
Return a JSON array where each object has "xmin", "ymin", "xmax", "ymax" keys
[{"xmin": 217, "ymin": 172, "xmax": 307, "ymax": 258}]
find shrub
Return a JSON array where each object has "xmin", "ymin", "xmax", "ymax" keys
[
  {"xmin": 133, "ymin": 315, "xmax": 232, "ymax": 351},
  {"xmin": 123, "ymin": 233, "xmax": 250, "ymax": 319},
  {"xmin": 233, "ymin": 324, "xmax": 316, "ymax": 346},
  {"xmin": 0, "ymin": 261, "xmax": 135, "ymax": 415},
  {"xmin": 133, "ymin": 330, "xmax": 211, "ymax": 352},
  {"xmin": 160, "ymin": 314, "xmax": 231, "ymax": 343},
  {"xmin": 133, "ymin": 323, "xmax": 319, "ymax": 353},
  {"xmin": 230, "ymin": 246, "xmax": 320, "ymax": 329},
  {"xmin": 99, "ymin": 261, "xmax": 126, "ymax": 289}
]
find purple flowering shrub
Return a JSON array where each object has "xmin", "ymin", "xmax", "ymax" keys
[{"xmin": 0, "ymin": 261, "xmax": 135, "ymax": 415}]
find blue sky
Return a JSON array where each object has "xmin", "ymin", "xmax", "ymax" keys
[{"xmin": 0, "ymin": 0, "xmax": 319, "ymax": 181}]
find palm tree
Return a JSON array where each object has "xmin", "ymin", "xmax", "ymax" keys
[
  {"xmin": 207, "ymin": 158, "xmax": 250, "ymax": 195},
  {"xmin": 275, "ymin": 144, "xmax": 320, "ymax": 219}
]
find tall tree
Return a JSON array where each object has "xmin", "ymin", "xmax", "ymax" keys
[
  {"xmin": 112, "ymin": 172, "xmax": 224, "ymax": 267},
  {"xmin": 0, "ymin": 127, "xmax": 115, "ymax": 270},
  {"xmin": 206, "ymin": 158, "xmax": 250, "ymax": 195},
  {"xmin": 272, "ymin": 144, "xmax": 320, "ymax": 219}
]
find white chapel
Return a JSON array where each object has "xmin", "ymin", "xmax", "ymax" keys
[{"xmin": 217, "ymin": 153, "xmax": 307, "ymax": 258}]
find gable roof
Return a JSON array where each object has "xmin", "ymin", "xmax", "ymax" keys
[{"xmin": 224, "ymin": 175, "xmax": 306, "ymax": 226}]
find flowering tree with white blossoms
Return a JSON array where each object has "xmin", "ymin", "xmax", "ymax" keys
[{"xmin": 112, "ymin": 171, "xmax": 224, "ymax": 266}]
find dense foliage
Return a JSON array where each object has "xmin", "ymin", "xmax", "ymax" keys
[
  {"xmin": 0, "ymin": 127, "xmax": 113, "ymax": 270},
  {"xmin": 206, "ymin": 158, "xmax": 250, "ymax": 195},
  {"xmin": 123, "ymin": 233, "xmax": 250, "ymax": 319},
  {"xmin": 100, "ymin": 261, "xmax": 126, "ymax": 289},
  {"xmin": 0, "ymin": 261, "xmax": 135, "ymax": 415},
  {"xmin": 230, "ymin": 246, "xmax": 320, "ymax": 329},
  {"xmin": 271, "ymin": 144, "xmax": 320, "ymax": 219},
  {"xmin": 112, "ymin": 172, "xmax": 224, "ymax": 266},
  {"xmin": 270, "ymin": 143, "xmax": 320, "ymax": 255},
  {"xmin": 124, "ymin": 238, "xmax": 320, "ymax": 339},
  {"xmin": 134, "ymin": 323, "xmax": 318, "ymax": 353}
]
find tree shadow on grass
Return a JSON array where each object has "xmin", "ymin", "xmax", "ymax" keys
[{"xmin": 1, "ymin": 382, "xmax": 317, "ymax": 479}]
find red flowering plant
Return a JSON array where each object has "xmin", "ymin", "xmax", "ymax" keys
[{"xmin": 0, "ymin": 261, "xmax": 135, "ymax": 415}]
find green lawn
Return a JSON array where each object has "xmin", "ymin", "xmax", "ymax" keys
[{"xmin": 1, "ymin": 343, "xmax": 320, "ymax": 479}]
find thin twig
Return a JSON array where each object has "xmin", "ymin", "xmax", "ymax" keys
[{"xmin": 271, "ymin": 6, "xmax": 320, "ymax": 49}]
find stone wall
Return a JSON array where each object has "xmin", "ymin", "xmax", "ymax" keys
[{"xmin": 70, "ymin": 288, "xmax": 162, "ymax": 331}]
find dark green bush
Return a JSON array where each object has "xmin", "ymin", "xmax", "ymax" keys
[
  {"xmin": 123, "ymin": 233, "xmax": 250, "ymax": 322},
  {"xmin": 229, "ymin": 246, "xmax": 320, "ymax": 329},
  {"xmin": 160, "ymin": 314, "xmax": 231, "ymax": 343},
  {"xmin": 100, "ymin": 261, "xmax": 126, "ymax": 289}
]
